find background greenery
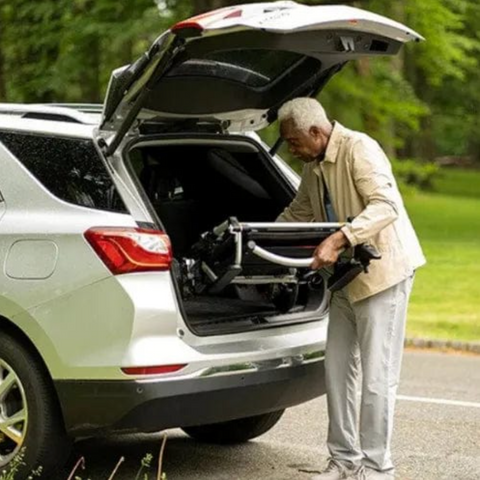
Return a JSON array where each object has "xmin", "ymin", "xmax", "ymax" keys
[
  {"xmin": 405, "ymin": 172, "xmax": 480, "ymax": 342},
  {"xmin": 0, "ymin": 0, "xmax": 478, "ymax": 341}
]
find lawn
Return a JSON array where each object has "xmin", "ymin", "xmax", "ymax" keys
[
  {"xmin": 432, "ymin": 167, "xmax": 480, "ymax": 200},
  {"xmin": 403, "ymin": 169, "xmax": 480, "ymax": 342}
]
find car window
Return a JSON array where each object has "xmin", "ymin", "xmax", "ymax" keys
[
  {"xmin": 167, "ymin": 49, "xmax": 306, "ymax": 87},
  {"xmin": 0, "ymin": 132, "xmax": 127, "ymax": 213}
]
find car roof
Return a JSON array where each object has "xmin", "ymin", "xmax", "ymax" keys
[
  {"xmin": 0, "ymin": 103, "xmax": 101, "ymax": 124},
  {"xmin": 0, "ymin": 104, "xmax": 100, "ymax": 138}
]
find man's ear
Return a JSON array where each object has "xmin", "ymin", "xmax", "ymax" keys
[{"xmin": 309, "ymin": 125, "xmax": 321, "ymax": 138}]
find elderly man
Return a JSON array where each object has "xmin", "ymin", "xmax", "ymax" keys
[{"xmin": 276, "ymin": 98, "xmax": 425, "ymax": 480}]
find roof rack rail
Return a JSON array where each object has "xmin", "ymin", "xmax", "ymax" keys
[
  {"xmin": 0, "ymin": 103, "xmax": 101, "ymax": 125},
  {"xmin": 48, "ymin": 103, "xmax": 104, "ymax": 114}
]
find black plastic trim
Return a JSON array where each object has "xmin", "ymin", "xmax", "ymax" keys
[{"xmin": 55, "ymin": 359, "xmax": 325, "ymax": 437}]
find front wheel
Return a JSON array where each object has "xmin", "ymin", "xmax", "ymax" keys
[
  {"xmin": 0, "ymin": 332, "xmax": 71, "ymax": 476},
  {"xmin": 182, "ymin": 410, "xmax": 285, "ymax": 444}
]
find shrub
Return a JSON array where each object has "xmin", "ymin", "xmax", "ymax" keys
[{"xmin": 391, "ymin": 159, "xmax": 440, "ymax": 191}]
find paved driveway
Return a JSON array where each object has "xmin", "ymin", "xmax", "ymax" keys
[{"xmin": 63, "ymin": 350, "xmax": 480, "ymax": 480}]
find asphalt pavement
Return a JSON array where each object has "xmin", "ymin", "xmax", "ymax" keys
[{"xmin": 63, "ymin": 350, "xmax": 480, "ymax": 480}]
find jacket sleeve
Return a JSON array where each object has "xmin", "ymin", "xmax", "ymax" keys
[
  {"xmin": 341, "ymin": 137, "xmax": 400, "ymax": 246},
  {"xmin": 276, "ymin": 165, "xmax": 314, "ymax": 222}
]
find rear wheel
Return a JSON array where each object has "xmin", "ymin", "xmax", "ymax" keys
[
  {"xmin": 0, "ymin": 332, "xmax": 71, "ymax": 475},
  {"xmin": 182, "ymin": 410, "xmax": 285, "ymax": 444}
]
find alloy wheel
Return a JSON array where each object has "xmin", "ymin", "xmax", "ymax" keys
[{"xmin": 0, "ymin": 358, "xmax": 28, "ymax": 467}]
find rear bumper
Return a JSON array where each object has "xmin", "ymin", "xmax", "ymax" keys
[{"xmin": 55, "ymin": 359, "xmax": 325, "ymax": 437}]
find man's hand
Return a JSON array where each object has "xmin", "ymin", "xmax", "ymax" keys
[{"xmin": 311, "ymin": 231, "xmax": 350, "ymax": 270}]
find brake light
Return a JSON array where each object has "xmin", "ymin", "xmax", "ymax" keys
[
  {"xmin": 121, "ymin": 364, "xmax": 187, "ymax": 376},
  {"xmin": 171, "ymin": 7, "xmax": 242, "ymax": 32},
  {"xmin": 171, "ymin": 21, "xmax": 204, "ymax": 33},
  {"xmin": 85, "ymin": 227, "xmax": 172, "ymax": 274}
]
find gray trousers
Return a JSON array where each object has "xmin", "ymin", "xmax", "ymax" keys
[{"xmin": 325, "ymin": 275, "xmax": 414, "ymax": 472}]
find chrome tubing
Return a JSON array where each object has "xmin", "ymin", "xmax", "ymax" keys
[{"xmin": 247, "ymin": 241, "xmax": 314, "ymax": 268}]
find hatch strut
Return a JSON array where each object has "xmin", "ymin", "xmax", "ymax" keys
[{"xmin": 104, "ymin": 36, "xmax": 184, "ymax": 157}]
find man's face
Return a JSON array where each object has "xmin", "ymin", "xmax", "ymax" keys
[{"xmin": 280, "ymin": 119, "xmax": 327, "ymax": 163}]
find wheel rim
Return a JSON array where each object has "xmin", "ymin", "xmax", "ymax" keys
[{"xmin": 0, "ymin": 359, "xmax": 28, "ymax": 468}]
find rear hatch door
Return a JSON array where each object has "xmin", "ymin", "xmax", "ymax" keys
[{"xmin": 99, "ymin": 2, "xmax": 423, "ymax": 154}]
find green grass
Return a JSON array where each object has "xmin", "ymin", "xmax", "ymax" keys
[
  {"xmin": 432, "ymin": 167, "xmax": 480, "ymax": 200},
  {"xmin": 404, "ymin": 172, "xmax": 480, "ymax": 342}
]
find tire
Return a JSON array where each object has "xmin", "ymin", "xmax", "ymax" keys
[
  {"xmin": 0, "ymin": 331, "xmax": 71, "ymax": 476},
  {"xmin": 182, "ymin": 409, "xmax": 285, "ymax": 444}
]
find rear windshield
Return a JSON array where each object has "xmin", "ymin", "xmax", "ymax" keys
[
  {"xmin": 167, "ymin": 49, "xmax": 305, "ymax": 87},
  {"xmin": 0, "ymin": 132, "xmax": 127, "ymax": 213}
]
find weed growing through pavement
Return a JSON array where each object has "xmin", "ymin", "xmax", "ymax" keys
[
  {"xmin": 0, "ymin": 448, "xmax": 42, "ymax": 480},
  {"xmin": 0, "ymin": 434, "xmax": 168, "ymax": 480}
]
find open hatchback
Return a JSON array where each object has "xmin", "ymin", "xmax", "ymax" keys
[
  {"xmin": 96, "ymin": 1, "xmax": 422, "ymax": 335},
  {"xmin": 0, "ymin": 3, "xmax": 426, "ymax": 475}
]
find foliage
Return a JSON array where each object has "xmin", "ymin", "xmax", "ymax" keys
[
  {"xmin": 404, "ymin": 182, "xmax": 480, "ymax": 342},
  {"xmin": 0, "ymin": 0, "xmax": 182, "ymax": 103},
  {"xmin": 319, "ymin": 58, "xmax": 428, "ymax": 152},
  {"xmin": 391, "ymin": 159, "xmax": 440, "ymax": 190},
  {"xmin": 0, "ymin": 0, "xmax": 479, "ymax": 163},
  {"xmin": 0, "ymin": 448, "xmax": 42, "ymax": 480},
  {"xmin": 405, "ymin": 0, "xmax": 478, "ymax": 87}
]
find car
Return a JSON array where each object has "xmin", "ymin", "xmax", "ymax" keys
[{"xmin": 0, "ymin": 2, "xmax": 422, "ymax": 475}]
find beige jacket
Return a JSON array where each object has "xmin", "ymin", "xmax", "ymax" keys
[{"xmin": 277, "ymin": 122, "xmax": 426, "ymax": 303}]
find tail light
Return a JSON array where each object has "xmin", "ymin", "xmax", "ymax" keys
[
  {"xmin": 171, "ymin": 7, "xmax": 242, "ymax": 33},
  {"xmin": 84, "ymin": 227, "xmax": 172, "ymax": 275}
]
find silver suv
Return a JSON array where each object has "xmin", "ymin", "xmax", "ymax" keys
[{"xmin": 0, "ymin": 2, "xmax": 420, "ymax": 474}]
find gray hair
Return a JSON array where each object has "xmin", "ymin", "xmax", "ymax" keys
[{"xmin": 278, "ymin": 98, "xmax": 330, "ymax": 131}]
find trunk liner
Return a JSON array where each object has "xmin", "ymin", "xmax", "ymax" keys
[
  {"xmin": 184, "ymin": 296, "xmax": 276, "ymax": 321},
  {"xmin": 183, "ymin": 295, "xmax": 312, "ymax": 336}
]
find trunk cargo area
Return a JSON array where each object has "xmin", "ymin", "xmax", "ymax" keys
[{"xmin": 127, "ymin": 135, "xmax": 329, "ymax": 335}]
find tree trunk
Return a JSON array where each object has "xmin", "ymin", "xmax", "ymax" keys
[
  {"xmin": 385, "ymin": 0, "xmax": 406, "ymax": 159},
  {"xmin": 355, "ymin": 57, "xmax": 381, "ymax": 135},
  {"xmin": 404, "ymin": 53, "xmax": 435, "ymax": 161},
  {"xmin": 0, "ymin": 8, "xmax": 6, "ymax": 101},
  {"xmin": 80, "ymin": 35, "xmax": 102, "ymax": 103}
]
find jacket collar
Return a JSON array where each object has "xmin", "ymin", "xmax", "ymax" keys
[
  {"xmin": 323, "ymin": 121, "xmax": 345, "ymax": 164},
  {"xmin": 312, "ymin": 121, "xmax": 344, "ymax": 176}
]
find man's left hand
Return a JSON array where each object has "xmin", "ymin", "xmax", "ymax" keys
[{"xmin": 311, "ymin": 231, "xmax": 350, "ymax": 270}]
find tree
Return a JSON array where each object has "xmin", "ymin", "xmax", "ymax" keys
[
  {"xmin": 402, "ymin": 0, "xmax": 480, "ymax": 160},
  {"xmin": 0, "ymin": 6, "xmax": 6, "ymax": 101},
  {"xmin": 0, "ymin": 0, "xmax": 181, "ymax": 103},
  {"xmin": 1, "ymin": 1, "xmax": 66, "ymax": 102},
  {"xmin": 0, "ymin": 0, "xmax": 478, "ymax": 165}
]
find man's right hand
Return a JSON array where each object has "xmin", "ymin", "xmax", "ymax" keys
[{"xmin": 311, "ymin": 230, "xmax": 349, "ymax": 270}]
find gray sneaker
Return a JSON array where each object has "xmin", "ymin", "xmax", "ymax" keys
[
  {"xmin": 311, "ymin": 458, "xmax": 356, "ymax": 480},
  {"xmin": 346, "ymin": 466, "xmax": 395, "ymax": 480}
]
